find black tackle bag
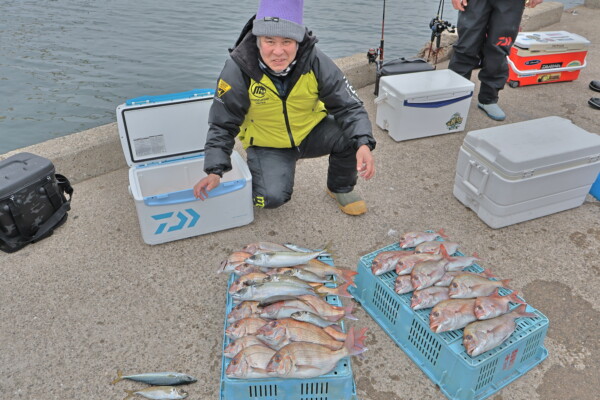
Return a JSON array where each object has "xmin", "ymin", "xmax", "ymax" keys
[
  {"xmin": 0, "ymin": 152, "xmax": 73, "ymax": 253},
  {"xmin": 374, "ymin": 57, "xmax": 436, "ymax": 96}
]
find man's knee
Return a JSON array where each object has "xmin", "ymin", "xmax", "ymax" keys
[{"xmin": 253, "ymin": 191, "xmax": 291, "ymax": 209}]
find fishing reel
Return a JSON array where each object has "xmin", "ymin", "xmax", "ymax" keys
[
  {"xmin": 429, "ymin": 16, "xmax": 455, "ymax": 48},
  {"xmin": 367, "ymin": 48, "xmax": 379, "ymax": 65}
]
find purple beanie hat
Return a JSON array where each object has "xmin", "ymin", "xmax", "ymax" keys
[{"xmin": 252, "ymin": 0, "xmax": 305, "ymax": 42}]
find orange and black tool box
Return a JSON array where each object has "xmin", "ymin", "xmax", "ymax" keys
[{"xmin": 507, "ymin": 31, "xmax": 589, "ymax": 88}]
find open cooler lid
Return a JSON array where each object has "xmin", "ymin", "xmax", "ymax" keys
[
  {"xmin": 463, "ymin": 117, "xmax": 600, "ymax": 178},
  {"xmin": 515, "ymin": 31, "xmax": 590, "ymax": 52},
  {"xmin": 116, "ymin": 89, "xmax": 214, "ymax": 167},
  {"xmin": 379, "ymin": 69, "xmax": 474, "ymax": 100}
]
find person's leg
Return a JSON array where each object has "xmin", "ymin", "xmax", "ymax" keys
[
  {"xmin": 245, "ymin": 146, "xmax": 298, "ymax": 209},
  {"xmin": 478, "ymin": 0, "xmax": 525, "ymax": 105},
  {"xmin": 448, "ymin": 0, "xmax": 492, "ymax": 81},
  {"xmin": 299, "ymin": 115, "xmax": 366, "ymax": 215}
]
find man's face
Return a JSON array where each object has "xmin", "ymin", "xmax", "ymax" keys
[{"xmin": 258, "ymin": 36, "xmax": 298, "ymax": 73}]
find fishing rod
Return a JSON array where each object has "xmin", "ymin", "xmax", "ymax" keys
[{"xmin": 367, "ymin": 0, "xmax": 386, "ymax": 71}]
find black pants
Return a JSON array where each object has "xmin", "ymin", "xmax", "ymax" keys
[
  {"xmin": 448, "ymin": 0, "xmax": 525, "ymax": 104},
  {"xmin": 246, "ymin": 115, "xmax": 357, "ymax": 209}
]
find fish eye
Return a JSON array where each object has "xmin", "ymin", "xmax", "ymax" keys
[
  {"xmin": 465, "ymin": 335, "xmax": 472, "ymax": 340},
  {"xmin": 432, "ymin": 312, "xmax": 439, "ymax": 317},
  {"xmin": 475, "ymin": 305, "xmax": 482, "ymax": 311},
  {"xmin": 451, "ymin": 283, "xmax": 458, "ymax": 288},
  {"xmin": 231, "ymin": 359, "xmax": 238, "ymax": 365}
]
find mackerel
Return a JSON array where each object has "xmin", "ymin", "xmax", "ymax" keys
[{"xmin": 112, "ymin": 371, "xmax": 196, "ymax": 386}]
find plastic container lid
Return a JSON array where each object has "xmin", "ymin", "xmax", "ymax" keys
[
  {"xmin": 463, "ymin": 116, "xmax": 600, "ymax": 177},
  {"xmin": 515, "ymin": 31, "xmax": 590, "ymax": 52},
  {"xmin": 379, "ymin": 69, "xmax": 474, "ymax": 99},
  {"xmin": 117, "ymin": 89, "xmax": 214, "ymax": 167}
]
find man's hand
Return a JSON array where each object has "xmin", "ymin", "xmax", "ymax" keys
[
  {"xmin": 452, "ymin": 0, "xmax": 467, "ymax": 12},
  {"xmin": 356, "ymin": 145, "xmax": 375, "ymax": 180},
  {"xmin": 526, "ymin": 0, "xmax": 543, "ymax": 8},
  {"xmin": 193, "ymin": 173, "xmax": 221, "ymax": 200}
]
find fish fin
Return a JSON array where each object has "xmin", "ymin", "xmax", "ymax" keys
[
  {"xmin": 344, "ymin": 303, "xmax": 359, "ymax": 320},
  {"xmin": 344, "ymin": 327, "xmax": 369, "ymax": 357},
  {"xmin": 327, "ymin": 282, "xmax": 353, "ymax": 299},
  {"xmin": 480, "ymin": 268, "xmax": 497, "ymax": 279},
  {"xmin": 440, "ymin": 244, "xmax": 449, "ymax": 259},
  {"xmin": 500, "ymin": 279, "xmax": 512, "ymax": 289},
  {"xmin": 111, "ymin": 370, "xmax": 124, "ymax": 385},
  {"xmin": 328, "ymin": 324, "xmax": 344, "ymax": 333},
  {"xmin": 123, "ymin": 390, "xmax": 135, "ymax": 400},
  {"xmin": 489, "ymin": 288, "xmax": 502, "ymax": 299},
  {"xmin": 514, "ymin": 304, "xmax": 537, "ymax": 319},
  {"xmin": 217, "ymin": 260, "xmax": 228, "ymax": 274},
  {"xmin": 437, "ymin": 228, "xmax": 448, "ymax": 239},
  {"xmin": 508, "ymin": 290, "xmax": 526, "ymax": 305},
  {"xmin": 339, "ymin": 268, "xmax": 358, "ymax": 287},
  {"xmin": 473, "ymin": 252, "xmax": 480, "ymax": 260}
]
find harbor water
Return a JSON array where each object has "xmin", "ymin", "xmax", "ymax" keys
[{"xmin": 0, "ymin": 0, "xmax": 582, "ymax": 154}]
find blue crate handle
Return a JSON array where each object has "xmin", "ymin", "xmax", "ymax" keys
[
  {"xmin": 143, "ymin": 179, "xmax": 246, "ymax": 206},
  {"xmin": 403, "ymin": 92, "xmax": 472, "ymax": 108},
  {"xmin": 126, "ymin": 88, "xmax": 215, "ymax": 106}
]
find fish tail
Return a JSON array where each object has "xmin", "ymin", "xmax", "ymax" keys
[
  {"xmin": 217, "ymin": 260, "xmax": 228, "ymax": 274},
  {"xmin": 339, "ymin": 269, "xmax": 358, "ymax": 287},
  {"xmin": 473, "ymin": 252, "xmax": 480, "ymax": 260},
  {"xmin": 481, "ymin": 268, "xmax": 498, "ymax": 279},
  {"xmin": 345, "ymin": 327, "xmax": 368, "ymax": 357},
  {"xmin": 514, "ymin": 304, "xmax": 537, "ymax": 319},
  {"xmin": 437, "ymin": 228, "xmax": 448, "ymax": 239},
  {"xmin": 123, "ymin": 390, "xmax": 135, "ymax": 400},
  {"xmin": 328, "ymin": 282, "xmax": 353, "ymax": 298},
  {"xmin": 440, "ymin": 244, "xmax": 450, "ymax": 260},
  {"xmin": 500, "ymin": 279, "xmax": 512, "ymax": 289},
  {"xmin": 508, "ymin": 290, "xmax": 526, "ymax": 305},
  {"xmin": 111, "ymin": 369, "xmax": 123, "ymax": 385},
  {"xmin": 344, "ymin": 303, "xmax": 359, "ymax": 320}
]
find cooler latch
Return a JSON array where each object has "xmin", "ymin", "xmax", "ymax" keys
[
  {"xmin": 588, "ymin": 154, "xmax": 600, "ymax": 163},
  {"xmin": 522, "ymin": 170, "xmax": 535, "ymax": 179}
]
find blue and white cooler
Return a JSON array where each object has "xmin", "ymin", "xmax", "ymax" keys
[
  {"xmin": 116, "ymin": 89, "xmax": 253, "ymax": 245},
  {"xmin": 375, "ymin": 69, "xmax": 474, "ymax": 142}
]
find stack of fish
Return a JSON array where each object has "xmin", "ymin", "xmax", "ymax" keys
[
  {"xmin": 111, "ymin": 370, "xmax": 197, "ymax": 400},
  {"xmin": 371, "ymin": 230, "xmax": 538, "ymax": 357},
  {"xmin": 221, "ymin": 242, "xmax": 368, "ymax": 379}
]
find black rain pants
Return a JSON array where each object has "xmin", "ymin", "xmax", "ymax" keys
[
  {"xmin": 246, "ymin": 115, "xmax": 358, "ymax": 209},
  {"xmin": 448, "ymin": 0, "xmax": 526, "ymax": 104}
]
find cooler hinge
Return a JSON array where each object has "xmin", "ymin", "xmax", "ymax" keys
[{"xmin": 522, "ymin": 169, "xmax": 535, "ymax": 179}]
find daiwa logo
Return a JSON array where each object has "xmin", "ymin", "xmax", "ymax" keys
[
  {"xmin": 525, "ymin": 60, "xmax": 541, "ymax": 66},
  {"xmin": 151, "ymin": 209, "xmax": 200, "ymax": 234}
]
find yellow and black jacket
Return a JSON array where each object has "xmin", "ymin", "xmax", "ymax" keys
[{"xmin": 204, "ymin": 16, "xmax": 375, "ymax": 177}]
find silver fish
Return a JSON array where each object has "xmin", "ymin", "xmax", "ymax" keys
[
  {"xmin": 112, "ymin": 370, "xmax": 196, "ymax": 386},
  {"xmin": 123, "ymin": 386, "xmax": 188, "ymax": 400},
  {"xmin": 415, "ymin": 241, "xmax": 459, "ymax": 255},
  {"xmin": 463, "ymin": 304, "xmax": 537, "ymax": 357},
  {"xmin": 283, "ymin": 268, "xmax": 334, "ymax": 284},
  {"xmin": 242, "ymin": 241, "xmax": 291, "ymax": 254},
  {"xmin": 231, "ymin": 282, "xmax": 317, "ymax": 304},
  {"xmin": 245, "ymin": 250, "xmax": 327, "ymax": 268},
  {"xmin": 283, "ymin": 243, "xmax": 331, "ymax": 256},
  {"xmin": 291, "ymin": 311, "xmax": 339, "ymax": 328}
]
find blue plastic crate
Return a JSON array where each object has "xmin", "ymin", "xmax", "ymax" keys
[
  {"xmin": 220, "ymin": 256, "xmax": 359, "ymax": 400},
  {"xmin": 349, "ymin": 242, "xmax": 549, "ymax": 400},
  {"xmin": 590, "ymin": 172, "xmax": 600, "ymax": 200}
]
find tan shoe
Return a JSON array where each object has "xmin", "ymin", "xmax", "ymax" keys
[{"xmin": 326, "ymin": 189, "xmax": 367, "ymax": 216}]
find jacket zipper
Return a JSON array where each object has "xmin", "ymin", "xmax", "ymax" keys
[{"xmin": 262, "ymin": 83, "xmax": 297, "ymax": 149}]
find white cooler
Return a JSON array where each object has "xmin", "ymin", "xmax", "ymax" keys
[
  {"xmin": 116, "ymin": 89, "xmax": 253, "ymax": 245},
  {"xmin": 454, "ymin": 116, "xmax": 600, "ymax": 229},
  {"xmin": 375, "ymin": 69, "xmax": 474, "ymax": 141}
]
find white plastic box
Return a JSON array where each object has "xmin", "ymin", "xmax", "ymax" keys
[
  {"xmin": 116, "ymin": 89, "xmax": 253, "ymax": 245},
  {"xmin": 454, "ymin": 116, "xmax": 600, "ymax": 229},
  {"xmin": 375, "ymin": 69, "xmax": 475, "ymax": 141}
]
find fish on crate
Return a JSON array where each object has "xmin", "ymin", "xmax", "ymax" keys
[
  {"xmin": 295, "ymin": 258, "xmax": 358, "ymax": 286},
  {"xmin": 245, "ymin": 248, "xmax": 329, "ymax": 268},
  {"xmin": 415, "ymin": 240, "xmax": 460, "ymax": 255},
  {"xmin": 218, "ymin": 251, "xmax": 253, "ymax": 274},
  {"xmin": 231, "ymin": 281, "xmax": 317, "ymax": 304},
  {"xmin": 448, "ymin": 273, "xmax": 511, "ymax": 298},
  {"xmin": 371, "ymin": 250, "xmax": 415, "ymax": 275},
  {"xmin": 260, "ymin": 295, "xmax": 357, "ymax": 321},
  {"xmin": 463, "ymin": 304, "xmax": 537, "ymax": 357},
  {"xmin": 474, "ymin": 289, "xmax": 526, "ymax": 320},
  {"xmin": 256, "ymin": 318, "xmax": 346, "ymax": 351},
  {"xmin": 395, "ymin": 275, "xmax": 413, "ymax": 295},
  {"xmin": 227, "ymin": 301, "xmax": 263, "ymax": 324},
  {"xmin": 411, "ymin": 286, "xmax": 450, "ymax": 310},
  {"xmin": 399, "ymin": 229, "xmax": 448, "ymax": 249},
  {"xmin": 429, "ymin": 298, "xmax": 478, "ymax": 333},
  {"xmin": 111, "ymin": 371, "xmax": 197, "ymax": 386},
  {"xmin": 228, "ymin": 272, "xmax": 269, "ymax": 294},
  {"xmin": 265, "ymin": 327, "xmax": 368, "ymax": 379},
  {"xmin": 225, "ymin": 344, "xmax": 277, "ymax": 379},
  {"xmin": 291, "ymin": 311, "xmax": 341, "ymax": 328},
  {"xmin": 395, "ymin": 253, "xmax": 443, "ymax": 275},
  {"xmin": 248, "ymin": 274, "xmax": 353, "ymax": 299},
  {"xmin": 122, "ymin": 386, "xmax": 188, "ymax": 400},
  {"xmin": 282, "ymin": 267, "xmax": 335, "ymax": 284},
  {"xmin": 242, "ymin": 241, "xmax": 293, "ymax": 254},
  {"xmin": 225, "ymin": 317, "xmax": 269, "ymax": 341},
  {"xmin": 443, "ymin": 252, "xmax": 481, "ymax": 271},
  {"xmin": 283, "ymin": 242, "xmax": 331, "ymax": 256},
  {"xmin": 435, "ymin": 268, "xmax": 496, "ymax": 287},
  {"xmin": 224, "ymin": 335, "xmax": 268, "ymax": 358},
  {"xmin": 410, "ymin": 256, "xmax": 450, "ymax": 290}
]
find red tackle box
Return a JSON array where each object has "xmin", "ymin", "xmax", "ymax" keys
[{"xmin": 507, "ymin": 31, "xmax": 589, "ymax": 88}]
